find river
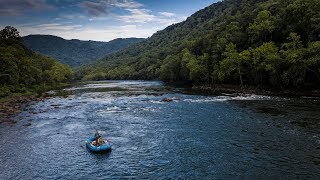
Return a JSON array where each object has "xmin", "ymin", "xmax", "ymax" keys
[{"xmin": 0, "ymin": 81, "xmax": 319, "ymax": 179}]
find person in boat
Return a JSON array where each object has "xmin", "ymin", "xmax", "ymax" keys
[{"xmin": 93, "ymin": 130, "xmax": 103, "ymax": 146}]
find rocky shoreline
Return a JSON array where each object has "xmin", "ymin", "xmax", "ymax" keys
[
  {"xmin": 0, "ymin": 94, "xmax": 48, "ymax": 124},
  {"xmin": 191, "ymin": 84, "xmax": 320, "ymax": 97}
]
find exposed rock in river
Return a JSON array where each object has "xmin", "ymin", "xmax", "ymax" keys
[{"xmin": 0, "ymin": 94, "xmax": 48, "ymax": 124}]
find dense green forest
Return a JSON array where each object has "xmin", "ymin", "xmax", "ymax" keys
[
  {"xmin": 23, "ymin": 35, "xmax": 144, "ymax": 68},
  {"xmin": 0, "ymin": 26, "xmax": 73, "ymax": 98},
  {"xmin": 76, "ymin": 0, "xmax": 320, "ymax": 90}
]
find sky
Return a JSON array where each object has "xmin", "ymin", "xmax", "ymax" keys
[{"xmin": 0, "ymin": 0, "xmax": 219, "ymax": 41}]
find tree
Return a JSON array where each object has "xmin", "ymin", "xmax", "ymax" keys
[
  {"xmin": 180, "ymin": 48, "xmax": 191, "ymax": 80},
  {"xmin": 0, "ymin": 26, "xmax": 21, "ymax": 41},
  {"xmin": 50, "ymin": 63, "xmax": 72, "ymax": 84},
  {"xmin": 198, "ymin": 53, "xmax": 211, "ymax": 83},
  {"xmin": 281, "ymin": 0, "xmax": 320, "ymax": 42},
  {"xmin": 280, "ymin": 33, "xmax": 307, "ymax": 87},
  {"xmin": 159, "ymin": 55, "xmax": 181, "ymax": 81},
  {"xmin": 249, "ymin": 42, "xmax": 281, "ymax": 87},
  {"xmin": 182, "ymin": 48, "xmax": 206, "ymax": 81},
  {"xmin": 214, "ymin": 43, "xmax": 244, "ymax": 86},
  {"xmin": 249, "ymin": 10, "xmax": 276, "ymax": 42},
  {"xmin": 305, "ymin": 41, "xmax": 320, "ymax": 84},
  {"xmin": 225, "ymin": 21, "xmax": 246, "ymax": 45}
]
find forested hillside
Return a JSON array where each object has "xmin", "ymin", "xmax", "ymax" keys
[
  {"xmin": 23, "ymin": 35, "xmax": 144, "ymax": 68},
  {"xmin": 0, "ymin": 26, "xmax": 72, "ymax": 98},
  {"xmin": 77, "ymin": 0, "xmax": 320, "ymax": 90}
]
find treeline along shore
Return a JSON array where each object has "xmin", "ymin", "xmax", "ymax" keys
[
  {"xmin": 0, "ymin": 26, "xmax": 73, "ymax": 123},
  {"xmin": 75, "ymin": 0, "xmax": 320, "ymax": 94}
]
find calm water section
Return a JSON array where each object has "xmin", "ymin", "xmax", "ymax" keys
[{"xmin": 0, "ymin": 81, "xmax": 319, "ymax": 179}]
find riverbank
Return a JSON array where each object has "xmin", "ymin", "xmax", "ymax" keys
[
  {"xmin": 0, "ymin": 94, "xmax": 49, "ymax": 124},
  {"xmin": 0, "ymin": 84, "xmax": 72, "ymax": 124},
  {"xmin": 191, "ymin": 84, "xmax": 320, "ymax": 97}
]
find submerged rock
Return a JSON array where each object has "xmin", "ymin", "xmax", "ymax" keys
[
  {"xmin": 162, "ymin": 98, "xmax": 173, "ymax": 102},
  {"xmin": 161, "ymin": 97, "xmax": 180, "ymax": 102}
]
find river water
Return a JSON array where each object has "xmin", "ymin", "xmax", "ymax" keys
[{"xmin": 0, "ymin": 81, "xmax": 319, "ymax": 179}]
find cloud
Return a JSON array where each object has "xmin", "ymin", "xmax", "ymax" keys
[
  {"xmin": 14, "ymin": 11, "xmax": 187, "ymax": 41},
  {"xmin": 3, "ymin": 0, "xmax": 189, "ymax": 41},
  {"xmin": 0, "ymin": 9, "xmax": 19, "ymax": 16},
  {"xmin": 37, "ymin": 23, "xmax": 82, "ymax": 31},
  {"xmin": 114, "ymin": 0, "xmax": 142, "ymax": 8},
  {"xmin": 159, "ymin": 12, "xmax": 175, "ymax": 17},
  {"xmin": 61, "ymin": 14, "xmax": 87, "ymax": 20},
  {"xmin": 118, "ymin": 9, "xmax": 155, "ymax": 23},
  {"xmin": 80, "ymin": 0, "xmax": 112, "ymax": 17},
  {"xmin": 0, "ymin": 0, "xmax": 51, "ymax": 16},
  {"xmin": 18, "ymin": 24, "xmax": 157, "ymax": 41},
  {"xmin": 117, "ymin": 9, "xmax": 184, "ymax": 26},
  {"xmin": 73, "ymin": 1, "xmax": 182, "ymax": 27},
  {"xmin": 80, "ymin": 0, "xmax": 142, "ymax": 17}
]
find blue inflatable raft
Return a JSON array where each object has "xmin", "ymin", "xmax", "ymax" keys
[{"xmin": 86, "ymin": 136, "xmax": 112, "ymax": 152}]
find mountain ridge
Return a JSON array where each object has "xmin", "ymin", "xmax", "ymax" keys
[{"xmin": 23, "ymin": 35, "xmax": 144, "ymax": 68}]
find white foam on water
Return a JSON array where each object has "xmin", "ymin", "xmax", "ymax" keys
[
  {"xmin": 184, "ymin": 97, "xmax": 229, "ymax": 103},
  {"xmin": 150, "ymin": 100, "xmax": 165, "ymax": 104},
  {"xmin": 96, "ymin": 106, "xmax": 131, "ymax": 114},
  {"xmin": 35, "ymin": 121, "xmax": 53, "ymax": 128},
  {"xmin": 230, "ymin": 94, "xmax": 271, "ymax": 100},
  {"xmin": 66, "ymin": 80, "xmax": 163, "ymax": 91},
  {"xmin": 183, "ymin": 94, "xmax": 272, "ymax": 103}
]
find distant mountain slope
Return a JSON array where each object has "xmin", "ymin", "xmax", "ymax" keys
[
  {"xmin": 77, "ymin": 0, "xmax": 320, "ymax": 89},
  {"xmin": 23, "ymin": 35, "xmax": 144, "ymax": 67}
]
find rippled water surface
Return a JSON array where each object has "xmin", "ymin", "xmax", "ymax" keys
[{"xmin": 0, "ymin": 81, "xmax": 319, "ymax": 179}]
